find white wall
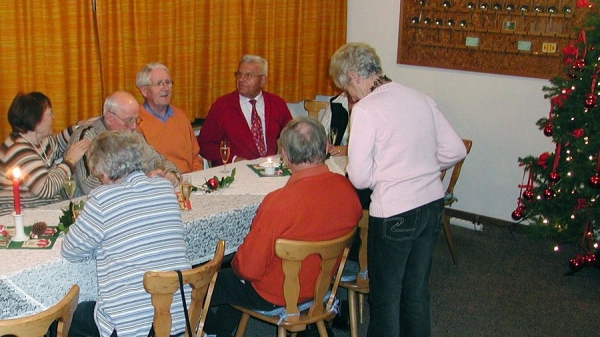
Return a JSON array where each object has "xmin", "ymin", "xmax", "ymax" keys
[{"xmin": 347, "ymin": 0, "xmax": 554, "ymax": 221}]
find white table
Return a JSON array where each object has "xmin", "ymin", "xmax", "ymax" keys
[{"xmin": 0, "ymin": 156, "xmax": 348, "ymax": 319}]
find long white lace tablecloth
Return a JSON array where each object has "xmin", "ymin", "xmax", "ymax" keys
[{"xmin": 0, "ymin": 156, "xmax": 348, "ymax": 319}]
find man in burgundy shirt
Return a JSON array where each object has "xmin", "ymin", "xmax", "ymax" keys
[
  {"xmin": 198, "ymin": 54, "xmax": 292, "ymax": 167},
  {"xmin": 204, "ymin": 116, "xmax": 362, "ymax": 336}
]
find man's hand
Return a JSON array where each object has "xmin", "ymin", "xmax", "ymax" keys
[{"xmin": 147, "ymin": 169, "xmax": 181, "ymax": 187}]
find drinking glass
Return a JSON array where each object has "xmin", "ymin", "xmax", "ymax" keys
[
  {"xmin": 328, "ymin": 128, "xmax": 338, "ymax": 146},
  {"xmin": 63, "ymin": 176, "xmax": 76, "ymax": 201},
  {"xmin": 72, "ymin": 200, "xmax": 85, "ymax": 219},
  {"xmin": 180, "ymin": 175, "xmax": 193, "ymax": 211},
  {"xmin": 220, "ymin": 140, "xmax": 231, "ymax": 173}
]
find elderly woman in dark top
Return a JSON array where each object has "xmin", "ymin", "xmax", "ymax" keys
[{"xmin": 0, "ymin": 92, "xmax": 90, "ymax": 214}]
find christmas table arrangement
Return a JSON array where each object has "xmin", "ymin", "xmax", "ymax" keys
[
  {"xmin": 247, "ymin": 158, "xmax": 291, "ymax": 177},
  {"xmin": 0, "ymin": 222, "xmax": 58, "ymax": 249},
  {"xmin": 194, "ymin": 168, "xmax": 237, "ymax": 193}
]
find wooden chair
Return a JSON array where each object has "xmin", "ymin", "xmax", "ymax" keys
[
  {"xmin": 303, "ymin": 100, "xmax": 329, "ymax": 120},
  {"xmin": 143, "ymin": 240, "xmax": 225, "ymax": 337},
  {"xmin": 440, "ymin": 139, "xmax": 473, "ymax": 264},
  {"xmin": 0, "ymin": 284, "xmax": 79, "ymax": 337},
  {"xmin": 338, "ymin": 210, "xmax": 369, "ymax": 337},
  {"xmin": 233, "ymin": 229, "xmax": 357, "ymax": 337}
]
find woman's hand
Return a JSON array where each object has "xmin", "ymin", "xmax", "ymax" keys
[
  {"xmin": 328, "ymin": 145, "xmax": 348, "ymax": 157},
  {"xmin": 64, "ymin": 139, "xmax": 91, "ymax": 164}
]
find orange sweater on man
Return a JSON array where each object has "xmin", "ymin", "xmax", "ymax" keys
[{"xmin": 137, "ymin": 105, "xmax": 204, "ymax": 173}]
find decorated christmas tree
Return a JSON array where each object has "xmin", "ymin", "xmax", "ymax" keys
[{"xmin": 513, "ymin": 0, "xmax": 600, "ymax": 272}]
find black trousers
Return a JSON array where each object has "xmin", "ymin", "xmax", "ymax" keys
[{"xmin": 204, "ymin": 268, "xmax": 279, "ymax": 337}]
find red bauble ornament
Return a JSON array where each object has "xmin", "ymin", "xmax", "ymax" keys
[
  {"xmin": 522, "ymin": 189, "xmax": 534, "ymax": 200},
  {"xmin": 206, "ymin": 178, "xmax": 219, "ymax": 190},
  {"xmin": 584, "ymin": 93, "xmax": 597, "ymax": 109},
  {"xmin": 543, "ymin": 124, "xmax": 553, "ymax": 137},
  {"xmin": 569, "ymin": 253, "xmax": 585, "ymax": 272},
  {"xmin": 548, "ymin": 172, "xmax": 560, "ymax": 183},
  {"xmin": 573, "ymin": 59, "xmax": 585, "ymax": 71},
  {"xmin": 511, "ymin": 209, "xmax": 523, "ymax": 221},
  {"xmin": 584, "ymin": 252, "xmax": 596, "ymax": 267},
  {"xmin": 543, "ymin": 188, "xmax": 555, "ymax": 200},
  {"xmin": 589, "ymin": 174, "xmax": 600, "ymax": 188}
]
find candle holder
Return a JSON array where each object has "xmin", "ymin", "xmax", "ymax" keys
[
  {"xmin": 12, "ymin": 211, "xmax": 28, "ymax": 242},
  {"xmin": 264, "ymin": 165, "xmax": 276, "ymax": 175}
]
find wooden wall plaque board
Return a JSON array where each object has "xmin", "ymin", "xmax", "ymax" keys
[{"xmin": 397, "ymin": 0, "xmax": 587, "ymax": 79}]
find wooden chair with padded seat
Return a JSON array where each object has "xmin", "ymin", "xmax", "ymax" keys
[
  {"xmin": 0, "ymin": 284, "xmax": 79, "ymax": 337},
  {"xmin": 233, "ymin": 228, "xmax": 357, "ymax": 337},
  {"xmin": 303, "ymin": 100, "xmax": 329, "ymax": 120},
  {"xmin": 440, "ymin": 139, "xmax": 473, "ymax": 264},
  {"xmin": 143, "ymin": 240, "xmax": 225, "ymax": 337},
  {"xmin": 338, "ymin": 210, "xmax": 369, "ymax": 337}
]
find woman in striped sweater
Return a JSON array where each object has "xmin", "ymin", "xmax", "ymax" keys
[{"xmin": 0, "ymin": 92, "xmax": 90, "ymax": 214}]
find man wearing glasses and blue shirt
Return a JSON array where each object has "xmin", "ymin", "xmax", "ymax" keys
[
  {"xmin": 198, "ymin": 54, "xmax": 292, "ymax": 167},
  {"xmin": 136, "ymin": 62, "xmax": 205, "ymax": 173}
]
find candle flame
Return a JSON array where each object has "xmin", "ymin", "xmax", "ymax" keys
[{"xmin": 12, "ymin": 167, "xmax": 21, "ymax": 179}]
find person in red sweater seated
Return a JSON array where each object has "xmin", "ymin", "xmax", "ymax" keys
[
  {"xmin": 204, "ymin": 116, "xmax": 362, "ymax": 337},
  {"xmin": 198, "ymin": 54, "xmax": 292, "ymax": 167},
  {"xmin": 135, "ymin": 62, "xmax": 204, "ymax": 173}
]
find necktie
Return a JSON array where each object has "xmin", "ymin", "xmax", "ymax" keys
[{"xmin": 250, "ymin": 99, "xmax": 267, "ymax": 157}]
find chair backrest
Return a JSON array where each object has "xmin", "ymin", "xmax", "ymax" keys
[
  {"xmin": 143, "ymin": 240, "xmax": 225, "ymax": 337},
  {"xmin": 0, "ymin": 284, "xmax": 79, "ymax": 337},
  {"xmin": 303, "ymin": 100, "xmax": 329, "ymax": 119},
  {"xmin": 440, "ymin": 139, "xmax": 473, "ymax": 206},
  {"xmin": 276, "ymin": 228, "xmax": 356, "ymax": 322}
]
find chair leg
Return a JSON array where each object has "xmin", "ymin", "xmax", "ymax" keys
[
  {"xmin": 234, "ymin": 313, "xmax": 250, "ymax": 337},
  {"xmin": 443, "ymin": 215, "xmax": 458, "ymax": 264},
  {"xmin": 358, "ymin": 293, "xmax": 365, "ymax": 324},
  {"xmin": 277, "ymin": 326, "xmax": 288, "ymax": 337},
  {"xmin": 348, "ymin": 289, "xmax": 359, "ymax": 337},
  {"xmin": 315, "ymin": 321, "xmax": 329, "ymax": 337}
]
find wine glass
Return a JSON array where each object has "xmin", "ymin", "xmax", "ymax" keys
[
  {"xmin": 220, "ymin": 140, "xmax": 231, "ymax": 173},
  {"xmin": 72, "ymin": 200, "xmax": 85, "ymax": 219},
  {"xmin": 63, "ymin": 176, "xmax": 76, "ymax": 201},
  {"xmin": 328, "ymin": 128, "xmax": 338, "ymax": 146},
  {"xmin": 180, "ymin": 175, "xmax": 193, "ymax": 211}
]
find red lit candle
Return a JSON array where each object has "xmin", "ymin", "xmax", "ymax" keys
[{"xmin": 12, "ymin": 167, "xmax": 21, "ymax": 215}]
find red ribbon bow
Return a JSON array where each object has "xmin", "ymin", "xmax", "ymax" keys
[
  {"xmin": 576, "ymin": 0, "xmax": 591, "ymax": 8},
  {"xmin": 571, "ymin": 129, "xmax": 585, "ymax": 138},
  {"xmin": 538, "ymin": 152, "xmax": 550, "ymax": 169}
]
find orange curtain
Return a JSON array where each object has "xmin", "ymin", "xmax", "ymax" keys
[
  {"xmin": 0, "ymin": 0, "xmax": 346, "ymax": 141},
  {"xmin": 0, "ymin": 0, "xmax": 103, "ymax": 140}
]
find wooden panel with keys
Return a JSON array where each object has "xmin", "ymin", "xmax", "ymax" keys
[{"xmin": 397, "ymin": 0, "xmax": 587, "ymax": 78}]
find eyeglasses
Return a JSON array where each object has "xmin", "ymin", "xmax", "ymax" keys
[
  {"xmin": 109, "ymin": 112, "xmax": 141, "ymax": 127},
  {"xmin": 146, "ymin": 80, "xmax": 174, "ymax": 88},
  {"xmin": 234, "ymin": 72, "xmax": 264, "ymax": 80}
]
